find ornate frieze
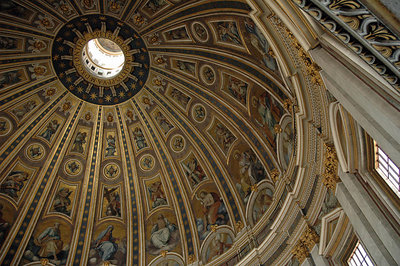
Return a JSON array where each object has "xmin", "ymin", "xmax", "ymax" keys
[
  {"xmin": 322, "ymin": 143, "xmax": 340, "ymax": 190},
  {"xmin": 291, "ymin": 225, "xmax": 319, "ymax": 263},
  {"xmin": 292, "ymin": 0, "xmax": 400, "ymax": 92}
]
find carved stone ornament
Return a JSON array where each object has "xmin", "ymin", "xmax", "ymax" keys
[
  {"xmin": 235, "ymin": 220, "xmax": 244, "ymax": 232},
  {"xmin": 322, "ymin": 143, "xmax": 340, "ymax": 190},
  {"xmin": 188, "ymin": 254, "xmax": 196, "ymax": 264},
  {"xmin": 291, "ymin": 225, "xmax": 319, "ymax": 263},
  {"xmin": 291, "ymin": 0, "xmax": 400, "ymax": 91},
  {"xmin": 271, "ymin": 168, "xmax": 280, "ymax": 183}
]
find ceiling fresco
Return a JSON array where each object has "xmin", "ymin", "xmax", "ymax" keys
[{"xmin": 0, "ymin": 0, "xmax": 333, "ymax": 265}]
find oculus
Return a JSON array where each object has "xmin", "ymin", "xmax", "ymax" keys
[
  {"xmin": 82, "ymin": 38, "xmax": 125, "ymax": 79},
  {"xmin": 52, "ymin": 15, "xmax": 150, "ymax": 105}
]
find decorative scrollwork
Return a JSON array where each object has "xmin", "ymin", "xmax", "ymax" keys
[
  {"xmin": 292, "ymin": 0, "xmax": 400, "ymax": 92},
  {"xmin": 291, "ymin": 225, "xmax": 319, "ymax": 263},
  {"xmin": 322, "ymin": 143, "xmax": 340, "ymax": 190}
]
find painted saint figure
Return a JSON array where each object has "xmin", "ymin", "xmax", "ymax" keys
[
  {"xmin": 176, "ymin": 60, "xmax": 195, "ymax": 75},
  {"xmin": 226, "ymin": 75, "xmax": 248, "ymax": 105},
  {"xmin": 52, "ymin": 187, "xmax": 72, "ymax": 216},
  {"xmin": 148, "ymin": 181, "xmax": 167, "ymax": 208},
  {"xmin": 105, "ymin": 134, "xmax": 116, "ymax": 157},
  {"xmin": 256, "ymin": 91, "xmax": 283, "ymax": 146},
  {"xmin": 0, "ymin": 70, "xmax": 21, "ymax": 88},
  {"xmin": 217, "ymin": 21, "xmax": 242, "ymax": 45},
  {"xmin": 95, "ymin": 225, "xmax": 118, "ymax": 261},
  {"xmin": 154, "ymin": 111, "xmax": 173, "ymax": 134},
  {"xmin": 40, "ymin": 119, "xmax": 59, "ymax": 141},
  {"xmin": 34, "ymin": 223, "xmax": 63, "ymax": 260},
  {"xmin": 215, "ymin": 122, "xmax": 236, "ymax": 153},
  {"xmin": 71, "ymin": 131, "xmax": 87, "ymax": 154},
  {"xmin": 252, "ymin": 188, "xmax": 273, "ymax": 223},
  {"xmin": 132, "ymin": 127, "xmax": 147, "ymax": 150},
  {"xmin": 195, "ymin": 191, "xmax": 229, "ymax": 240},
  {"xmin": 181, "ymin": 157, "xmax": 206, "ymax": 187},
  {"xmin": 0, "ymin": 204, "xmax": 10, "ymax": 248},
  {"xmin": 12, "ymin": 100, "xmax": 36, "ymax": 120},
  {"xmin": 103, "ymin": 187, "xmax": 121, "ymax": 217},
  {"xmin": 147, "ymin": 214, "xmax": 179, "ymax": 255},
  {"xmin": 244, "ymin": 18, "xmax": 278, "ymax": 72},
  {"xmin": 0, "ymin": 170, "xmax": 29, "ymax": 200},
  {"xmin": 236, "ymin": 150, "xmax": 267, "ymax": 203}
]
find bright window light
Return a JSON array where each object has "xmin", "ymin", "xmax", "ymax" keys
[
  {"xmin": 348, "ymin": 241, "xmax": 374, "ymax": 266},
  {"xmin": 375, "ymin": 144, "xmax": 400, "ymax": 198},
  {"xmin": 82, "ymin": 38, "xmax": 125, "ymax": 79}
]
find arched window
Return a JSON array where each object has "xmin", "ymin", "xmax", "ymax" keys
[
  {"xmin": 375, "ymin": 143, "xmax": 400, "ymax": 198},
  {"xmin": 348, "ymin": 241, "xmax": 374, "ymax": 266}
]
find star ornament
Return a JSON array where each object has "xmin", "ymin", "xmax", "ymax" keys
[
  {"xmin": 90, "ymin": 92, "xmax": 97, "ymax": 99},
  {"xmin": 105, "ymin": 95, "xmax": 112, "ymax": 102}
]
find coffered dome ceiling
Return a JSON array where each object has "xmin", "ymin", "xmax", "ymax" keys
[{"xmin": 0, "ymin": 0, "xmax": 333, "ymax": 265}]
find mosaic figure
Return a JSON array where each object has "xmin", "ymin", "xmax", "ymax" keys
[
  {"xmin": 202, "ymin": 66, "xmax": 215, "ymax": 83},
  {"xmin": 212, "ymin": 122, "xmax": 236, "ymax": 154},
  {"xmin": 132, "ymin": 127, "xmax": 148, "ymax": 150},
  {"xmin": 71, "ymin": 131, "xmax": 87, "ymax": 154},
  {"xmin": 0, "ymin": 70, "xmax": 21, "ymax": 88},
  {"xmin": 148, "ymin": 180, "xmax": 167, "ymax": 209},
  {"xmin": 154, "ymin": 111, "xmax": 174, "ymax": 135},
  {"xmin": 165, "ymin": 27, "xmax": 189, "ymax": 40},
  {"xmin": 0, "ymin": 203, "xmax": 10, "ymax": 248},
  {"xmin": 94, "ymin": 225, "xmax": 118, "ymax": 261},
  {"xmin": 255, "ymin": 91, "xmax": 283, "ymax": 146},
  {"xmin": 171, "ymin": 135, "xmax": 184, "ymax": 152},
  {"xmin": 0, "ymin": 37, "xmax": 17, "ymax": 49},
  {"xmin": 216, "ymin": 21, "xmax": 242, "ymax": 45},
  {"xmin": 176, "ymin": 60, "xmax": 195, "ymax": 75},
  {"xmin": 52, "ymin": 187, "xmax": 72, "ymax": 216},
  {"xmin": 12, "ymin": 100, "xmax": 37, "ymax": 120},
  {"xmin": 105, "ymin": 134, "xmax": 117, "ymax": 157},
  {"xmin": 226, "ymin": 75, "xmax": 248, "ymax": 105},
  {"xmin": 244, "ymin": 18, "xmax": 278, "ymax": 72},
  {"xmin": 193, "ymin": 23, "xmax": 207, "ymax": 41},
  {"xmin": 195, "ymin": 190, "xmax": 229, "ymax": 240},
  {"xmin": 34, "ymin": 223, "xmax": 64, "ymax": 261},
  {"xmin": 40, "ymin": 119, "xmax": 60, "ymax": 141},
  {"xmin": 181, "ymin": 155, "xmax": 206, "ymax": 187},
  {"xmin": 252, "ymin": 187, "xmax": 273, "ymax": 223},
  {"xmin": 193, "ymin": 105, "xmax": 206, "ymax": 122},
  {"xmin": 103, "ymin": 187, "xmax": 121, "ymax": 217},
  {"xmin": 147, "ymin": 214, "xmax": 179, "ymax": 255},
  {"xmin": 169, "ymin": 88, "xmax": 191, "ymax": 109},
  {"xmin": 236, "ymin": 149, "xmax": 267, "ymax": 204},
  {"xmin": 0, "ymin": 170, "xmax": 29, "ymax": 200},
  {"xmin": 27, "ymin": 144, "xmax": 44, "ymax": 160},
  {"xmin": 205, "ymin": 233, "xmax": 233, "ymax": 263},
  {"xmin": 143, "ymin": 0, "xmax": 167, "ymax": 15}
]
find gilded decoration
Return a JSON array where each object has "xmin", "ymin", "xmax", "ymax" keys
[
  {"xmin": 0, "ymin": 1, "xmax": 332, "ymax": 265},
  {"xmin": 291, "ymin": 226, "xmax": 319, "ymax": 263},
  {"xmin": 52, "ymin": 15, "xmax": 150, "ymax": 105},
  {"xmin": 292, "ymin": 0, "xmax": 400, "ymax": 91},
  {"xmin": 322, "ymin": 143, "xmax": 340, "ymax": 190}
]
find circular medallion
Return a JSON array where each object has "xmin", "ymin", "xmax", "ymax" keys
[
  {"xmin": 103, "ymin": 162, "xmax": 121, "ymax": 179},
  {"xmin": 139, "ymin": 154, "xmax": 155, "ymax": 171},
  {"xmin": 64, "ymin": 159, "xmax": 82, "ymax": 176},
  {"xmin": 26, "ymin": 143, "xmax": 45, "ymax": 161},
  {"xmin": 200, "ymin": 65, "xmax": 216, "ymax": 85},
  {"xmin": 170, "ymin": 134, "xmax": 185, "ymax": 153},
  {"xmin": 192, "ymin": 104, "xmax": 206, "ymax": 123},
  {"xmin": 0, "ymin": 117, "xmax": 12, "ymax": 136},
  {"xmin": 191, "ymin": 22, "xmax": 209, "ymax": 42},
  {"xmin": 52, "ymin": 15, "xmax": 150, "ymax": 105}
]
